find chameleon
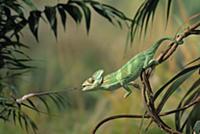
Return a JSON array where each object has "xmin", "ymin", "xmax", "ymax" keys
[{"xmin": 82, "ymin": 37, "xmax": 183, "ymax": 98}]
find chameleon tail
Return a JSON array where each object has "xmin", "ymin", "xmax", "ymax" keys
[
  {"xmin": 147, "ymin": 37, "xmax": 173, "ymax": 54},
  {"xmin": 147, "ymin": 37, "xmax": 183, "ymax": 54}
]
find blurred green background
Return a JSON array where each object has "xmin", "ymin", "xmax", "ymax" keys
[{"xmin": 0, "ymin": 0, "xmax": 200, "ymax": 134}]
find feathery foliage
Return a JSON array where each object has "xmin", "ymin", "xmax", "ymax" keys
[
  {"xmin": 130, "ymin": 0, "xmax": 173, "ymax": 41},
  {"xmin": 0, "ymin": 0, "xmax": 130, "ymax": 133}
]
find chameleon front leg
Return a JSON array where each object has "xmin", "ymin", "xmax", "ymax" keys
[
  {"xmin": 120, "ymin": 81, "xmax": 140, "ymax": 98},
  {"xmin": 123, "ymin": 85, "xmax": 132, "ymax": 98}
]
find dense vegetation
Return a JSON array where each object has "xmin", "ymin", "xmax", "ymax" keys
[{"xmin": 0, "ymin": 0, "xmax": 200, "ymax": 134}]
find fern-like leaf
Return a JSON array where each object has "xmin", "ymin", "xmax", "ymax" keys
[{"xmin": 130, "ymin": 0, "xmax": 173, "ymax": 42}]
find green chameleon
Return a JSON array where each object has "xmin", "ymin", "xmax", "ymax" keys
[{"xmin": 82, "ymin": 37, "xmax": 183, "ymax": 98}]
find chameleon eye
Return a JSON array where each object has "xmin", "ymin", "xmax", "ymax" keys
[{"xmin": 88, "ymin": 77, "xmax": 94, "ymax": 83}]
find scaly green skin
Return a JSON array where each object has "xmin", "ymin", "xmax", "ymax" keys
[{"xmin": 82, "ymin": 37, "xmax": 183, "ymax": 97}]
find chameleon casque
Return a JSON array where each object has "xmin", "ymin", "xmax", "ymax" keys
[{"xmin": 82, "ymin": 37, "xmax": 183, "ymax": 98}]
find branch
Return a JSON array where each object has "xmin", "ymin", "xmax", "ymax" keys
[
  {"xmin": 15, "ymin": 90, "xmax": 63, "ymax": 104},
  {"xmin": 141, "ymin": 71, "xmax": 181, "ymax": 134},
  {"xmin": 157, "ymin": 21, "xmax": 200, "ymax": 63},
  {"xmin": 140, "ymin": 21, "xmax": 200, "ymax": 134},
  {"xmin": 92, "ymin": 95, "xmax": 200, "ymax": 134}
]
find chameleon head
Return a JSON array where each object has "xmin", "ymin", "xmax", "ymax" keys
[{"xmin": 82, "ymin": 69, "xmax": 104, "ymax": 91}]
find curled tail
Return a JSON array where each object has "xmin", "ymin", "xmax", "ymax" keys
[{"xmin": 147, "ymin": 37, "xmax": 183, "ymax": 54}]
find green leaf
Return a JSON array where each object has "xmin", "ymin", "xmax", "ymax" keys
[
  {"xmin": 53, "ymin": 93, "xmax": 66, "ymax": 109},
  {"xmin": 0, "ymin": 106, "xmax": 7, "ymax": 116},
  {"xmin": 57, "ymin": 4, "xmax": 67, "ymax": 30},
  {"xmin": 103, "ymin": 4, "xmax": 129, "ymax": 28},
  {"xmin": 48, "ymin": 95, "xmax": 62, "ymax": 111},
  {"xmin": 13, "ymin": 18, "xmax": 27, "ymax": 36},
  {"xmin": 0, "ymin": 41, "xmax": 29, "ymax": 48},
  {"xmin": 156, "ymin": 70, "xmax": 194, "ymax": 113},
  {"xmin": 63, "ymin": 4, "xmax": 82, "ymax": 23},
  {"xmin": 82, "ymin": 4, "xmax": 91, "ymax": 33},
  {"xmin": 14, "ymin": 108, "xmax": 38, "ymax": 133},
  {"xmin": 3, "ymin": 6, "xmax": 11, "ymax": 17},
  {"xmin": 28, "ymin": 117, "xmax": 38, "ymax": 134},
  {"xmin": 185, "ymin": 105, "xmax": 200, "ymax": 134},
  {"xmin": 185, "ymin": 56, "xmax": 200, "ymax": 67},
  {"xmin": 154, "ymin": 64, "xmax": 200, "ymax": 101},
  {"xmin": 14, "ymin": 50, "xmax": 31, "ymax": 59},
  {"xmin": 38, "ymin": 96, "xmax": 50, "ymax": 113},
  {"xmin": 179, "ymin": 89, "xmax": 200, "ymax": 132},
  {"xmin": 21, "ymin": 0, "xmax": 37, "ymax": 10},
  {"xmin": 44, "ymin": 6, "xmax": 57, "ymax": 38},
  {"xmin": 28, "ymin": 11, "xmax": 41, "ymax": 41},
  {"xmin": 21, "ymin": 114, "xmax": 29, "ymax": 132},
  {"xmin": 91, "ymin": 3, "xmax": 113, "ymax": 23},
  {"xmin": 102, "ymin": 4, "xmax": 128, "ymax": 21},
  {"xmin": 18, "ymin": 111, "xmax": 23, "ymax": 128},
  {"xmin": 193, "ymin": 121, "xmax": 200, "ymax": 134},
  {"xmin": 27, "ymin": 99, "xmax": 39, "ymax": 112},
  {"xmin": 6, "ymin": 2, "xmax": 24, "ymax": 15},
  {"xmin": 130, "ymin": 0, "xmax": 166, "ymax": 41},
  {"xmin": 175, "ymin": 79, "xmax": 200, "ymax": 130},
  {"xmin": 74, "ymin": 1, "xmax": 91, "ymax": 33},
  {"xmin": 166, "ymin": 0, "xmax": 172, "ymax": 25},
  {"xmin": 12, "ymin": 110, "xmax": 16, "ymax": 125}
]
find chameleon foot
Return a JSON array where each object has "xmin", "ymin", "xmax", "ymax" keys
[{"xmin": 123, "ymin": 90, "xmax": 132, "ymax": 98}]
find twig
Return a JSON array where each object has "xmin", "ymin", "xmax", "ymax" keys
[
  {"xmin": 141, "ymin": 71, "xmax": 181, "ymax": 134},
  {"xmin": 92, "ymin": 96, "xmax": 200, "ymax": 134},
  {"xmin": 15, "ymin": 90, "xmax": 61, "ymax": 104},
  {"xmin": 157, "ymin": 21, "xmax": 200, "ymax": 63}
]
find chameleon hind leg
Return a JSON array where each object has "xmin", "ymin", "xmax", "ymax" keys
[
  {"xmin": 144, "ymin": 59, "xmax": 159, "ymax": 69},
  {"xmin": 128, "ymin": 82, "xmax": 140, "ymax": 90}
]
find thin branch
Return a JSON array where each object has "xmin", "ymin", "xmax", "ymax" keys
[
  {"xmin": 92, "ymin": 96, "xmax": 200, "ymax": 134},
  {"xmin": 141, "ymin": 71, "xmax": 181, "ymax": 134},
  {"xmin": 157, "ymin": 21, "xmax": 200, "ymax": 63},
  {"xmin": 15, "ymin": 88, "xmax": 78, "ymax": 104},
  {"xmin": 15, "ymin": 90, "xmax": 61, "ymax": 104},
  {"xmin": 189, "ymin": 30, "xmax": 200, "ymax": 35}
]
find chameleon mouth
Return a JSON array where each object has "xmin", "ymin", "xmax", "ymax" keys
[
  {"xmin": 82, "ymin": 87, "xmax": 88, "ymax": 91},
  {"xmin": 81, "ymin": 84, "xmax": 92, "ymax": 91}
]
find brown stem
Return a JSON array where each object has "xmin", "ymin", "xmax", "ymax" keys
[
  {"xmin": 92, "ymin": 96, "xmax": 200, "ymax": 134},
  {"xmin": 141, "ymin": 71, "xmax": 181, "ymax": 134},
  {"xmin": 158, "ymin": 21, "xmax": 200, "ymax": 63},
  {"xmin": 139, "ymin": 21, "xmax": 200, "ymax": 134}
]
